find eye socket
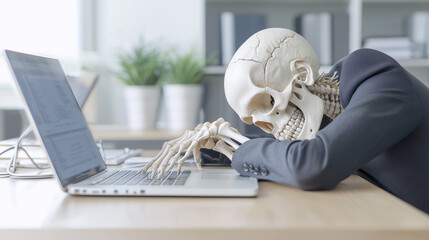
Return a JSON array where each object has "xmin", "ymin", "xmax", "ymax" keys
[{"xmin": 270, "ymin": 96, "xmax": 275, "ymax": 106}]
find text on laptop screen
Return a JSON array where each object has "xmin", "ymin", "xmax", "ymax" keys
[{"xmin": 5, "ymin": 50, "xmax": 105, "ymax": 186}]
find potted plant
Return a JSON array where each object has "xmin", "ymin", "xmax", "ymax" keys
[
  {"xmin": 162, "ymin": 50, "xmax": 206, "ymax": 130},
  {"xmin": 117, "ymin": 44, "xmax": 163, "ymax": 130}
]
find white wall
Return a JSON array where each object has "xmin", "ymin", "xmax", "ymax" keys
[
  {"xmin": 94, "ymin": 0, "xmax": 205, "ymax": 124},
  {"xmin": 0, "ymin": 0, "xmax": 81, "ymax": 72}
]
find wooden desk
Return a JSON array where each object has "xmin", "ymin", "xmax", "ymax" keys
[{"xmin": 0, "ymin": 173, "xmax": 428, "ymax": 240}]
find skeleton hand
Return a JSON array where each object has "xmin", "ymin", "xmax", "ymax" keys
[{"xmin": 142, "ymin": 118, "xmax": 249, "ymax": 179}]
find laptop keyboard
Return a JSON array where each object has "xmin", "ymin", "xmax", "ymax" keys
[{"xmin": 84, "ymin": 170, "xmax": 191, "ymax": 186}]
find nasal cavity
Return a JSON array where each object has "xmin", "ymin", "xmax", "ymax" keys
[{"xmin": 255, "ymin": 121, "xmax": 274, "ymax": 133}]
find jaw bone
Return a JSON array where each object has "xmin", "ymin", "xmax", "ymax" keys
[{"xmin": 277, "ymin": 73, "xmax": 343, "ymax": 141}]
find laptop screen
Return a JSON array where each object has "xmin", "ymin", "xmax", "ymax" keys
[{"xmin": 5, "ymin": 50, "xmax": 106, "ymax": 188}]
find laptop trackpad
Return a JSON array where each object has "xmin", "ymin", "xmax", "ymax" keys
[{"xmin": 191, "ymin": 169, "xmax": 255, "ymax": 187}]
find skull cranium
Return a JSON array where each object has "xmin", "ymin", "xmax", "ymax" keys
[{"xmin": 224, "ymin": 28, "xmax": 324, "ymax": 140}]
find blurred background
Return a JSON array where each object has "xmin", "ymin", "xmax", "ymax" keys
[{"xmin": 1, "ymin": 0, "xmax": 429, "ymax": 148}]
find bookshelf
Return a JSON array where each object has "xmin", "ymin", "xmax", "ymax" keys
[{"xmin": 204, "ymin": 0, "xmax": 429, "ymax": 72}]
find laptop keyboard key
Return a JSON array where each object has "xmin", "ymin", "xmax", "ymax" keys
[
  {"xmin": 167, "ymin": 171, "xmax": 178, "ymax": 179},
  {"xmin": 100, "ymin": 170, "xmax": 130, "ymax": 185},
  {"xmin": 126, "ymin": 171, "xmax": 150, "ymax": 185},
  {"xmin": 113, "ymin": 170, "xmax": 140, "ymax": 185},
  {"xmin": 139, "ymin": 178, "xmax": 153, "ymax": 185},
  {"xmin": 151, "ymin": 179, "xmax": 163, "ymax": 185},
  {"xmin": 174, "ymin": 178, "xmax": 188, "ymax": 186},
  {"xmin": 161, "ymin": 171, "xmax": 179, "ymax": 185},
  {"xmin": 151, "ymin": 172, "xmax": 171, "ymax": 185},
  {"xmin": 78, "ymin": 170, "xmax": 117, "ymax": 185},
  {"xmin": 174, "ymin": 171, "xmax": 191, "ymax": 185},
  {"xmin": 162, "ymin": 178, "xmax": 176, "ymax": 185},
  {"xmin": 180, "ymin": 170, "xmax": 191, "ymax": 177},
  {"xmin": 91, "ymin": 170, "xmax": 191, "ymax": 186}
]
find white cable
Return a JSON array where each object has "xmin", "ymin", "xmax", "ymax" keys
[
  {"xmin": 0, "ymin": 146, "xmax": 15, "ymax": 177},
  {"xmin": 8, "ymin": 126, "xmax": 33, "ymax": 173},
  {"xmin": 2, "ymin": 126, "xmax": 53, "ymax": 179}
]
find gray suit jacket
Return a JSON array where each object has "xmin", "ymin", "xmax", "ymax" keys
[{"xmin": 231, "ymin": 49, "xmax": 429, "ymax": 213}]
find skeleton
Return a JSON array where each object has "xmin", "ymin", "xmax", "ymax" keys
[{"xmin": 143, "ymin": 28, "xmax": 343, "ymax": 179}]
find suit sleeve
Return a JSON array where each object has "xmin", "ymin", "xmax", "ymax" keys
[{"xmin": 231, "ymin": 49, "xmax": 422, "ymax": 190}]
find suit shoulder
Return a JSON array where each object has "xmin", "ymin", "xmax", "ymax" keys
[
  {"xmin": 343, "ymin": 48, "xmax": 400, "ymax": 70},
  {"xmin": 338, "ymin": 48, "xmax": 409, "ymax": 107},
  {"xmin": 341, "ymin": 48, "xmax": 404, "ymax": 83}
]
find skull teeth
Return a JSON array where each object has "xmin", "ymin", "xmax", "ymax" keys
[{"xmin": 277, "ymin": 108, "xmax": 304, "ymax": 141}]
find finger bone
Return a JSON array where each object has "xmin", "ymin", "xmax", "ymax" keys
[
  {"xmin": 218, "ymin": 122, "xmax": 249, "ymax": 144},
  {"xmin": 212, "ymin": 141, "xmax": 234, "ymax": 160}
]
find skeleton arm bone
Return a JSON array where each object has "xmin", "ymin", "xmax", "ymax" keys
[
  {"xmin": 142, "ymin": 118, "xmax": 249, "ymax": 179},
  {"xmin": 212, "ymin": 140, "xmax": 235, "ymax": 160}
]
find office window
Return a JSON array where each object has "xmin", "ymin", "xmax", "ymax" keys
[{"xmin": 0, "ymin": 0, "xmax": 81, "ymax": 70}]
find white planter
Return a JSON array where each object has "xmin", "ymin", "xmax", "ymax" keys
[
  {"xmin": 163, "ymin": 84, "xmax": 203, "ymax": 131},
  {"xmin": 123, "ymin": 85, "xmax": 160, "ymax": 130}
]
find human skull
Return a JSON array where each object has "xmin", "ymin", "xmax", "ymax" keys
[{"xmin": 224, "ymin": 28, "xmax": 324, "ymax": 140}]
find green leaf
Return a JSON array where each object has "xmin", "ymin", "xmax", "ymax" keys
[
  {"xmin": 116, "ymin": 42, "xmax": 164, "ymax": 85},
  {"xmin": 162, "ymin": 50, "xmax": 206, "ymax": 84}
]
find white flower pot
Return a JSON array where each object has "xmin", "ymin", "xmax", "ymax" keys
[
  {"xmin": 123, "ymin": 85, "xmax": 160, "ymax": 130},
  {"xmin": 163, "ymin": 84, "xmax": 203, "ymax": 131}
]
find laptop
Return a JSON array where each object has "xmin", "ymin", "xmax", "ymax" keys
[{"xmin": 4, "ymin": 50, "xmax": 259, "ymax": 196}]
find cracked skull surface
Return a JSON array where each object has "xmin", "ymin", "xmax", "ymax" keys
[{"xmin": 224, "ymin": 28, "xmax": 343, "ymax": 141}]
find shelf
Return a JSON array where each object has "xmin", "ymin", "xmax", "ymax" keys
[
  {"xmin": 204, "ymin": 65, "xmax": 228, "ymax": 75},
  {"xmin": 398, "ymin": 59, "xmax": 429, "ymax": 68}
]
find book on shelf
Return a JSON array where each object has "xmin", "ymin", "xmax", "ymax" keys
[
  {"xmin": 363, "ymin": 37, "xmax": 413, "ymax": 60},
  {"xmin": 332, "ymin": 13, "xmax": 349, "ymax": 63},
  {"xmin": 363, "ymin": 37, "xmax": 412, "ymax": 49},
  {"xmin": 220, "ymin": 12, "xmax": 266, "ymax": 66},
  {"xmin": 408, "ymin": 11, "xmax": 429, "ymax": 58},
  {"xmin": 206, "ymin": 13, "xmax": 222, "ymax": 66},
  {"xmin": 295, "ymin": 12, "xmax": 349, "ymax": 65}
]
